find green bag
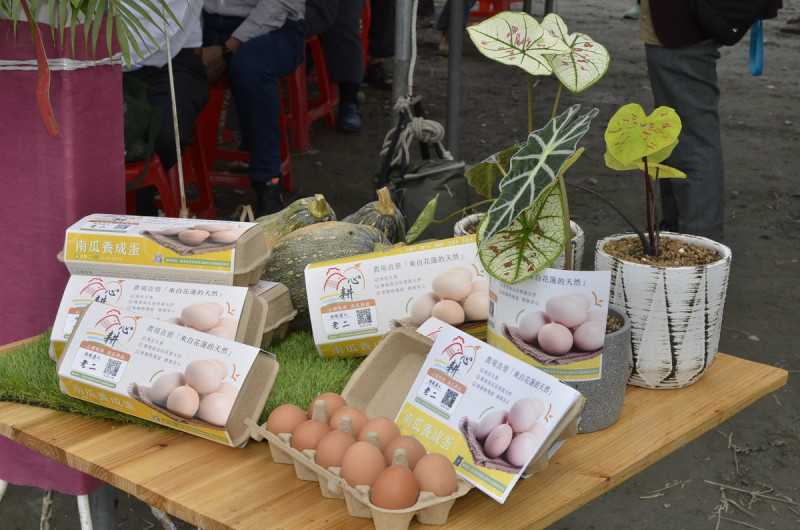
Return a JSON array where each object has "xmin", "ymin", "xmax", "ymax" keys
[{"xmin": 384, "ymin": 158, "xmax": 468, "ymax": 241}]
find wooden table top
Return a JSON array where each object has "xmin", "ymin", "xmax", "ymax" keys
[{"xmin": 0, "ymin": 336, "xmax": 788, "ymax": 530}]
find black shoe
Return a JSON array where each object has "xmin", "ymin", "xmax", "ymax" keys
[
  {"xmin": 336, "ymin": 102, "xmax": 362, "ymax": 133},
  {"xmin": 253, "ymin": 181, "xmax": 283, "ymax": 218}
]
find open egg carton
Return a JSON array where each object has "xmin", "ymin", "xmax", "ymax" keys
[{"xmin": 248, "ymin": 327, "xmax": 584, "ymax": 528}]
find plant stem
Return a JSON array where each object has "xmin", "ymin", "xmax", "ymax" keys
[
  {"xmin": 567, "ymin": 182, "xmax": 652, "ymax": 254},
  {"xmin": 527, "ymin": 74, "xmax": 534, "ymax": 134},
  {"xmin": 433, "ymin": 198, "xmax": 495, "ymax": 224},
  {"xmin": 643, "ymin": 158, "xmax": 658, "ymax": 256},
  {"xmin": 551, "ymin": 84, "xmax": 563, "ymax": 120},
  {"xmin": 558, "ymin": 175, "xmax": 573, "ymax": 270}
]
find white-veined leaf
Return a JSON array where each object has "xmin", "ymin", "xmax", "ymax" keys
[
  {"xmin": 467, "ymin": 11, "xmax": 569, "ymax": 76},
  {"xmin": 480, "ymin": 104, "xmax": 598, "ymax": 245},
  {"xmin": 540, "ymin": 13, "xmax": 609, "ymax": 94}
]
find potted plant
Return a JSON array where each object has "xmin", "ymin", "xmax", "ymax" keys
[
  {"xmin": 594, "ymin": 103, "xmax": 733, "ymax": 389},
  {"xmin": 442, "ymin": 11, "xmax": 609, "ymax": 273}
]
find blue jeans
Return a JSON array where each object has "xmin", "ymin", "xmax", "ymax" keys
[
  {"xmin": 203, "ymin": 14, "xmax": 304, "ymax": 183},
  {"xmin": 646, "ymin": 42, "xmax": 724, "ymax": 241}
]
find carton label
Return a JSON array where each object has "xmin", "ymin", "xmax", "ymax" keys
[
  {"xmin": 58, "ymin": 302, "xmax": 261, "ymax": 446},
  {"xmin": 51, "ymin": 276, "xmax": 251, "ymax": 360},
  {"xmin": 62, "ymin": 215, "xmax": 257, "ymax": 284},
  {"xmin": 395, "ymin": 322, "xmax": 582, "ymax": 503},
  {"xmin": 306, "ymin": 236, "xmax": 488, "ymax": 358}
]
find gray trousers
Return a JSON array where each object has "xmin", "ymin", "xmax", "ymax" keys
[{"xmin": 645, "ymin": 42, "xmax": 725, "ymax": 241}]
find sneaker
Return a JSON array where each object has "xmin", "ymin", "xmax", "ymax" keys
[
  {"xmin": 253, "ymin": 181, "xmax": 283, "ymax": 218},
  {"xmin": 336, "ymin": 102, "xmax": 362, "ymax": 133}
]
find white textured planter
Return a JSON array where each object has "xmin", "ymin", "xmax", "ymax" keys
[
  {"xmin": 594, "ymin": 233, "xmax": 732, "ymax": 389},
  {"xmin": 454, "ymin": 215, "xmax": 584, "ymax": 270}
]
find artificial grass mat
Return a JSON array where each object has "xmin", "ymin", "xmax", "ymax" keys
[{"xmin": 0, "ymin": 330, "xmax": 365, "ymax": 432}]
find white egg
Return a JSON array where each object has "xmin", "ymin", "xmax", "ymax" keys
[
  {"xmin": 185, "ymin": 359, "xmax": 224, "ymax": 394},
  {"xmin": 181, "ymin": 303, "xmax": 219, "ymax": 331},
  {"xmin": 207, "ymin": 326, "xmax": 236, "ymax": 340},
  {"xmin": 210, "ymin": 229, "xmax": 246, "ymax": 244},
  {"xmin": 150, "ymin": 372, "xmax": 185, "ymax": 407},
  {"xmin": 196, "ymin": 392, "xmax": 234, "ymax": 426},
  {"xmin": 448, "ymin": 266, "xmax": 473, "ymax": 282},
  {"xmin": 469, "ymin": 280, "xmax": 490, "ymax": 295},
  {"xmin": 475, "ymin": 409, "xmax": 508, "ymax": 441},
  {"xmin": 410, "ymin": 292, "xmax": 440, "ymax": 325},
  {"xmin": 214, "ymin": 381, "xmax": 240, "ymax": 400}
]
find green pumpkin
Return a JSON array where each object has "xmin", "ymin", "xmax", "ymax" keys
[
  {"xmin": 261, "ymin": 221, "xmax": 391, "ymax": 331},
  {"xmin": 257, "ymin": 194, "xmax": 336, "ymax": 249},
  {"xmin": 342, "ymin": 187, "xmax": 406, "ymax": 244}
]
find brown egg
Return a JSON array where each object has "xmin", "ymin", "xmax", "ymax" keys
[
  {"xmin": 202, "ymin": 301, "xmax": 225, "ymax": 316},
  {"xmin": 409, "ymin": 292, "xmax": 440, "ymax": 326},
  {"xmin": 431, "ymin": 299, "xmax": 465, "ymax": 326},
  {"xmin": 432, "ymin": 270, "xmax": 472, "ymax": 301},
  {"xmin": 177, "ymin": 229, "xmax": 210, "ymax": 246},
  {"xmin": 413, "ymin": 453, "xmax": 459, "ymax": 497},
  {"xmin": 383, "ymin": 436, "xmax": 427, "ymax": 469},
  {"xmin": 214, "ymin": 381, "xmax": 239, "ymax": 401},
  {"xmin": 538, "ymin": 322, "xmax": 574, "ymax": 356},
  {"xmin": 357, "ymin": 417, "xmax": 401, "ymax": 450},
  {"xmin": 266, "ymin": 404, "xmax": 308, "ymax": 435},
  {"xmin": 208, "ymin": 358, "xmax": 228, "ymax": 379},
  {"xmin": 462, "ymin": 292, "xmax": 490, "ymax": 321},
  {"xmin": 370, "ymin": 465, "xmax": 420, "ymax": 510},
  {"xmin": 306, "ymin": 392, "xmax": 347, "ymax": 419},
  {"xmin": 545, "ymin": 294, "xmax": 588, "ymax": 328},
  {"xmin": 150, "ymin": 371, "xmax": 185, "ymax": 407},
  {"xmin": 469, "ymin": 280, "xmax": 490, "ymax": 295},
  {"xmin": 315, "ymin": 429, "xmax": 357, "ymax": 469},
  {"xmin": 518, "ymin": 311, "xmax": 550, "ymax": 344},
  {"xmin": 207, "ymin": 326, "xmax": 236, "ymax": 340},
  {"xmin": 290, "ymin": 419, "xmax": 331, "ymax": 452},
  {"xmin": 329, "ymin": 406, "xmax": 368, "ymax": 435},
  {"xmin": 341, "ymin": 441, "xmax": 387, "ymax": 487}
]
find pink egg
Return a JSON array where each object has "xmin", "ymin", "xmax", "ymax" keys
[
  {"xmin": 475, "ymin": 409, "xmax": 508, "ymax": 441},
  {"xmin": 573, "ymin": 321, "xmax": 606, "ymax": 351},
  {"xmin": 507, "ymin": 398, "xmax": 545, "ymax": 433},
  {"xmin": 483, "ymin": 423, "xmax": 513, "ymax": 458},
  {"xmin": 196, "ymin": 392, "xmax": 234, "ymax": 426},
  {"xmin": 166, "ymin": 385, "xmax": 200, "ymax": 418},
  {"xmin": 431, "ymin": 299, "xmax": 465, "ymax": 326},
  {"xmin": 506, "ymin": 432, "xmax": 542, "ymax": 467},
  {"xmin": 518, "ymin": 311, "xmax": 550, "ymax": 344},
  {"xmin": 462, "ymin": 292, "xmax": 489, "ymax": 321},
  {"xmin": 537, "ymin": 323, "xmax": 574, "ymax": 355},
  {"xmin": 184, "ymin": 359, "xmax": 224, "ymax": 394},
  {"xmin": 545, "ymin": 295, "xmax": 588, "ymax": 328}
]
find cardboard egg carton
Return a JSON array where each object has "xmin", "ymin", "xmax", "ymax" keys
[
  {"xmin": 249, "ymin": 281, "xmax": 297, "ymax": 350},
  {"xmin": 247, "ymin": 419, "xmax": 473, "ymax": 528},
  {"xmin": 250, "ymin": 327, "xmax": 584, "ymax": 528},
  {"xmin": 59, "ymin": 214, "xmax": 268, "ymax": 286}
]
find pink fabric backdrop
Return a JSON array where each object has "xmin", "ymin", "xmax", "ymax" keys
[{"xmin": 0, "ymin": 20, "xmax": 124, "ymax": 495}]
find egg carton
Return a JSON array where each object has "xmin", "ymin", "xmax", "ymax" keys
[{"xmin": 247, "ymin": 419, "xmax": 473, "ymax": 528}]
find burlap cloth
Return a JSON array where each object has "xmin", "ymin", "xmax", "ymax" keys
[
  {"xmin": 128, "ymin": 382, "xmax": 218, "ymax": 428},
  {"xmin": 389, "ymin": 317, "xmax": 487, "ymax": 334},
  {"xmin": 140, "ymin": 230, "xmax": 238, "ymax": 257},
  {"xmin": 503, "ymin": 324, "xmax": 601, "ymax": 366},
  {"xmin": 458, "ymin": 416, "xmax": 520, "ymax": 474}
]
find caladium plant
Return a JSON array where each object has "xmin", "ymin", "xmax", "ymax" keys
[
  {"xmin": 603, "ymin": 103, "xmax": 685, "ymax": 256},
  {"xmin": 474, "ymin": 104, "xmax": 598, "ymax": 284}
]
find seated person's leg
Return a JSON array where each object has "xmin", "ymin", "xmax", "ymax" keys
[{"xmin": 227, "ymin": 24, "xmax": 305, "ymax": 217}]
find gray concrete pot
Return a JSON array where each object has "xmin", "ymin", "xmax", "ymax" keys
[{"xmin": 564, "ymin": 305, "xmax": 632, "ymax": 433}]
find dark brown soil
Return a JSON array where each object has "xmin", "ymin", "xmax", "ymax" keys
[{"xmin": 602, "ymin": 235, "xmax": 723, "ymax": 266}]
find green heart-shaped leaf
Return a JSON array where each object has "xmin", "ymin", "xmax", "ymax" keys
[
  {"xmin": 604, "ymin": 153, "xmax": 687, "ymax": 179},
  {"xmin": 465, "ymin": 144, "xmax": 521, "ymax": 199},
  {"xmin": 540, "ymin": 13, "xmax": 610, "ymax": 94},
  {"xmin": 477, "ymin": 183, "xmax": 566, "ymax": 284},
  {"xmin": 604, "ymin": 103, "xmax": 682, "ymax": 166},
  {"xmin": 480, "ymin": 104, "xmax": 598, "ymax": 245},
  {"xmin": 467, "ymin": 11, "xmax": 570, "ymax": 76}
]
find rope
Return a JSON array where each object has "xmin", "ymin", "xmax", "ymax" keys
[
  {"xmin": 0, "ymin": 54, "xmax": 123, "ymax": 71},
  {"xmin": 407, "ymin": 0, "xmax": 418, "ymax": 97},
  {"xmin": 163, "ymin": 4, "xmax": 188, "ymax": 218},
  {"xmin": 379, "ymin": 97, "xmax": 453, "ymax": 167}
]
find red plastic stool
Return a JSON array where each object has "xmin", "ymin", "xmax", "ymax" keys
[
  {"xmin": 165, "ymin": 131, "xmax": 217, "ymax": 220},
  {"xmin": 283, "ymin": 35, "xmax": 337, "ymax": 152},
  {"xmin": 124, "ymin": 154, "xmax": 180, "ymax": 218},
  {"xmin": 361, "ymin": 0, "xmax": 371, "ymax": 68},
  {"xmin": 469, "ymin": 0, "xmax": 514, "ymax": 22},
  {"xmin": 194, "ymin": 76, "xmax": 293, "ymax": 191}
]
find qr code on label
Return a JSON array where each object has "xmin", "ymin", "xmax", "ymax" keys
[{"xmin": 153, "ymin": 254, "xmax": 163, "ymax": 264}]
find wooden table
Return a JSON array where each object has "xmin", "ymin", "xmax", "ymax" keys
[{"xmin": 0, "ymin": 337, "xmax": 787, "ymax": 530}]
